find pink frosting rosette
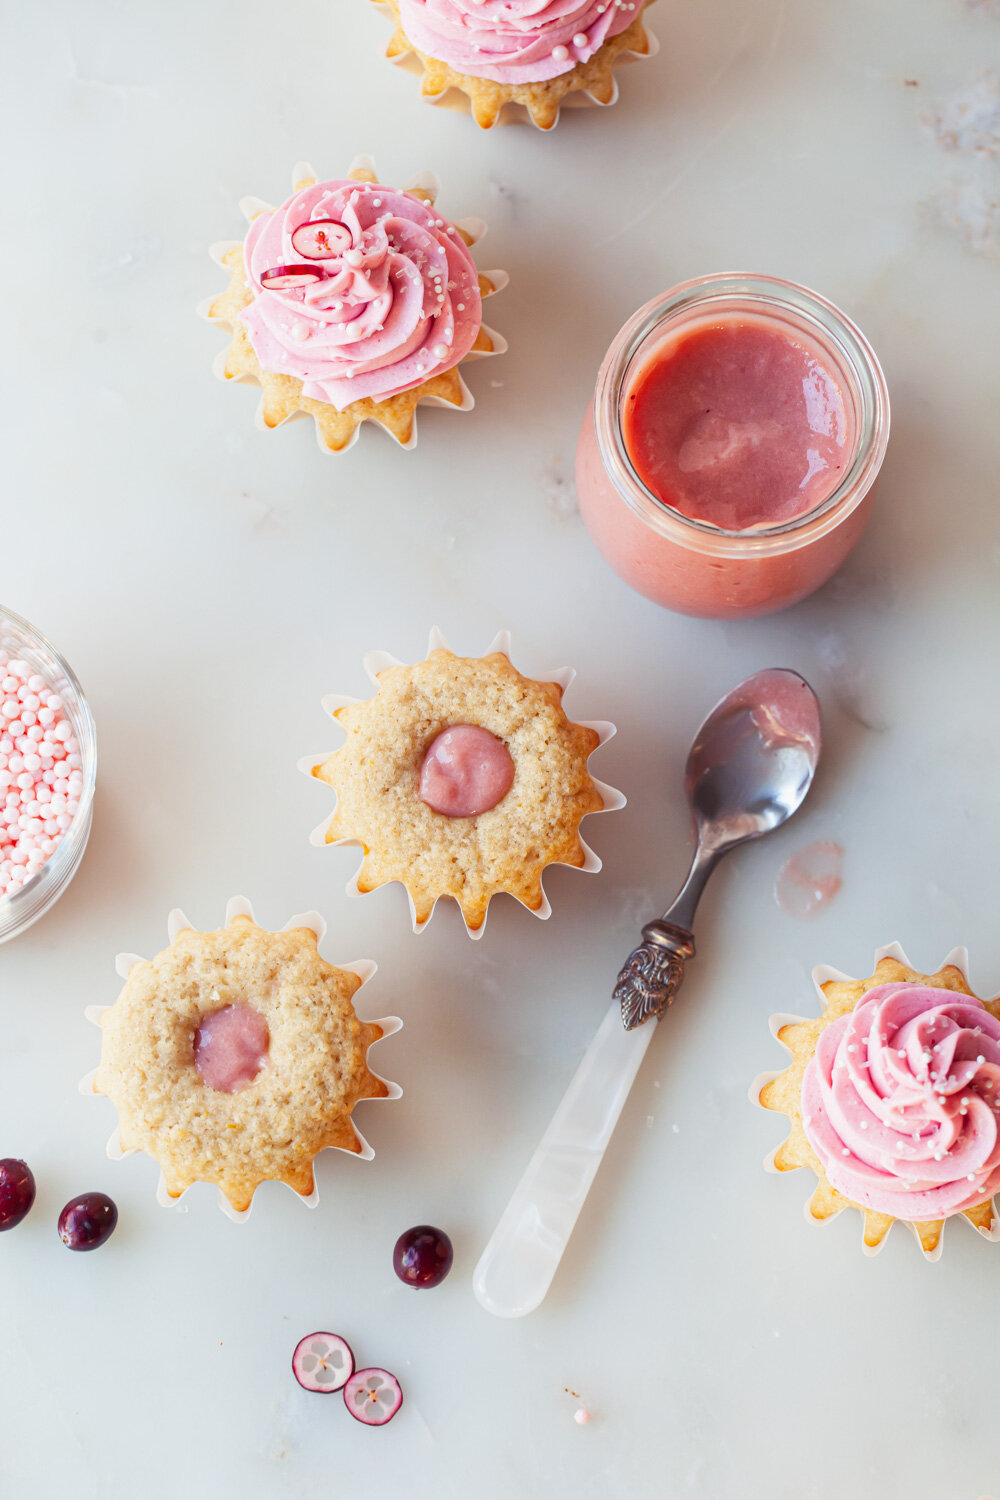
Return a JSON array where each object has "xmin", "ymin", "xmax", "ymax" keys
[
  {"xmin": 240, "ymin": 179, "xmax": 483, "ymax": 411},
  {"xmin": 396, "ymin": 0, "xmax": 639, "ymax": 84},
  {"xmin": 802, "ymin": 982, "xmax": 1000, "ymax": 1221}
]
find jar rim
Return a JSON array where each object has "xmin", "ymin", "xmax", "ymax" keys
[{"xmin": 593, "ymin": 273, "xmax": 891, "ymax": 558}]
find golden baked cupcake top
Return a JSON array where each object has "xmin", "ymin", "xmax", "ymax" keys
[
  {"xmin": 201, "ymin": 157, "xmax": 505, "ymax": 452},
  {"xmin": 304, "ymin": 631, "xmax": 623, "ymax": 936},
  {"xmin": 756, "ymin": 942, "xmax": 1000, "ymax": 1258},
  {"xmin": 87, "ymin": 901, "xmax": 399, "ymax": 1216}
]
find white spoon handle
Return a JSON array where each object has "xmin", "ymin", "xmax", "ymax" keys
[{"xmin": 472, "ymin": 999, "xmax": 655, "ymax": 1318}]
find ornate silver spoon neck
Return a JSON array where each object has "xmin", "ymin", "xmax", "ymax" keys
[
  {"xmin": 613, "ymin": 916, "xmax": 697, "ymax": 1032},
  {"xmin": 612, "ymin": 845, "xmax": 713, "ymax": 1031}
]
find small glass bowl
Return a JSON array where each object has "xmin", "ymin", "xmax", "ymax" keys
[{"xmin": 0, "ymin": 606, "xmax": 97, "ymax": 944}]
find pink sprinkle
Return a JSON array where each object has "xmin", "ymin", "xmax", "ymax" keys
[
  {"xmin": 573, "ymin": 32, "xmax": 588, "ymax": 46},
  {"xmin": 0, "ymin": 651, "xmax": 80, "ymax": 901},
  {"xmin": 574, "ymin": 1409, "xmax": 590, "ymax": 1426},
  {"xmin": 431, "ymin": 342, "xmax": 450, "ymax": 360},
  {"xmin": 552, "ymin": 44, "xmax": 569, "ymax": 60}
]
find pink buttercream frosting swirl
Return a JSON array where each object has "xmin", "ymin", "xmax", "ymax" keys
[
  {"xmin": 802, "ymin": 982, "xmax": 1000, "ymax": 1221},
  {"xmin": 397, "ymin": 0, "xmax": 639, "ymax": 85},
  {"xmin": 241, "ymin": 178, "xmax": 482, "ymax": 410}
]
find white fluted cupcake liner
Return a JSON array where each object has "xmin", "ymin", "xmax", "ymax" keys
[
  {"xmin": 300, "ymin": 627, "xmax": 625, "ymax": 940},
  {"xmin": 751, "ymin": 940, "xmax": 1000, "ymax": 1261},
  {"xmin": 198, "ymin": 156, "xmax": 507, "ymax": 454},
  {"xmin": 80, "ymin": 895, "xmax": 402, "ymax": 1223}
]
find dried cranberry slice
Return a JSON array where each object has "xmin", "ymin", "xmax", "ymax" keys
[
  {"xmin": 260, "ymin": 263, "xmax": 327, "ymax": 289},
  {"xmin": 291, "ymin": 1333, "xmax": 355, "ymax": 1394},
  {"xmin": 290, "ymin": 220, "xmax": 352, "ymax": 260},
  {"xmin": 343, "ymin": 1368, "xmax": 403, "ymax": 1427}
]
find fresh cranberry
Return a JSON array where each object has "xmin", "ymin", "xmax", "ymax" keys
[
  {"xmin": 58, "ymin": 1192, "xmax": 118, "ymax": 1251},
  {"xmin": 0, "ymin": 1159, "xmax": 36, "ymax": 1231},
  {"xmin": 392, "ymin": 1225, "xmax": 453, "ymax": 1289}
]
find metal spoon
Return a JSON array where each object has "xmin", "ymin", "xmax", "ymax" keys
[{"xmin": 473, "ymin": 669, "xmax": 822, "ymax": 1318}]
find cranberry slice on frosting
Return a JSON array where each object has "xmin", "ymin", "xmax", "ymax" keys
[
  {"xmin": 290, "ymin": 220, "xmax": 353, "ymax": 260},
  {"xmin": 260, "ymin": 263, "xmax": 328, "ymax": 289},
  {"xmin": 419, "ymin": 725, "xmax": 515, "ymax": 818},
  {"xmin": 194, "ymin": 1003, "xmax": 270, "ymax": 1093}
]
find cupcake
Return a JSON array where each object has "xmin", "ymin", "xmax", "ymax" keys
[
  {"xmin": 756, "ymin": 942, "xmax": 1000, "ymax": 1257},
  {"xmin": 375, "ymin": 0, "xmax": 659, "ymax": 130},
  {"xmin": 83, "ymin": 898, "xmax": 400, "ymax": 1218},
  {"xmin": 202, "ymin": 158, "xmax": 506, "ymax": 452},
  {"xmin": 301, "ymin": 629, "xmax": 624, "ymax": 937}
]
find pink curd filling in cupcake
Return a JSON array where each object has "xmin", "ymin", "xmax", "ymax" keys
[
  {"xmin": 419, "ymin": 724, "xmax": 515, "ymax": 816},
  {"xmin": 194, "ymin": 1004, "xmax": 270, "ymax": 1093},
  {"xmin": 802, "ymin": 983, "xmax": 1000, "ymax": 1221}
]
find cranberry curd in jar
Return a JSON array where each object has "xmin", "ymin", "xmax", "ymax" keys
[{"xmin": 575, "ymin": 274, "xmax": 890, "ymax": 619}]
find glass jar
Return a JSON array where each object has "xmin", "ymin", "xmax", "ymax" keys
[
  {"xmin": 0, "ymin": 606, "xmax": 97, "ymax": 944},
  {"xmin": 575, "ymin": 274, "xmax": 890, "ymax": 619}
]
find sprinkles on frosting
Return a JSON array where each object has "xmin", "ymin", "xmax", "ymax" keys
[
  {"xmin": 378, "ymin": 0, "xmax": 656, "ymax": 131},
  {"xmin": 759, "ymin": 952, "xmax": 1000, "ymax": 1256},
  {"xmin": 801, "ymin": 981, "xmax": 1000, "ymax": 1221},
  {"xmin": 241, "ymin": 178, "xmax": 482, "ymax": 411},
  {"xmin": 203, "ymin": 161, "xmax": 505, "ymax": 451},
  {"xmin": 395, "ymin": 0, "xmax": 638, "ymax": 85}
]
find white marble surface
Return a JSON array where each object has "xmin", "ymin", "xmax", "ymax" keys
[{"xmin": 3, "ymin": 2, "xmax": 1000, "ymax": 1496}]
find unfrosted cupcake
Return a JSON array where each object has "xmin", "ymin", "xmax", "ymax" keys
[
  {"xmin": 376, "ymin": 0, "xmax": 658, "ymax": 130},
  {"xmin": 302, "ymin": 630, "xmax": 624, "ymax": 936},
  {"xmin": 756, "ymin": 942, "xmax": 1000, "ymax": 1257},
  {"xmin": 85, "ymin": 899, "xmax": 400, "ymax": 1217},
  {"xmin": 202, "ymin": 159, "xmax": 505, "ymax": 452}
]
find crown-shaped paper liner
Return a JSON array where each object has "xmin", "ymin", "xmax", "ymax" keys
[
  {"xmin": 199, "ymin": 156, "xmax": 507, "ymax": 452},
  {"xmin": 79, "ymin": 896, "xmax": 402, "ymax": 1224},
  {"xmin": 299, "ymin": 628, "xmax": 626, "ymax": 940},
  {"xmin": 752, "ymin": 941, "xmax": 1000, "ymax": 1261},
  {"xmin": 373, "ymin": 1, "xmax": 660, "ymax": 131}
]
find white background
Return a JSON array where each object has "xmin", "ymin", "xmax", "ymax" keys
[{"xmin": 2, "ymin": 2, "xmax": 1000, "ymax": 1496}]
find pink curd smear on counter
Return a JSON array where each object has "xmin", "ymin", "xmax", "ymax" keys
[
  {"xmin": 775, "ymin": 840, "xmax": 843, "ymax": 919},
  {"xmin": 621, "ymin": 320, "xmax": 852, "ymax": 532},
  {"xmin": 575, "ymin": 275, "xmax": 890, "ymax": 620}
]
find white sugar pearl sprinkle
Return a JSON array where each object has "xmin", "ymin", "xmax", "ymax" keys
[{"xmin": 0, "ymin": 667, "xmax": 80, "ymax": 902}]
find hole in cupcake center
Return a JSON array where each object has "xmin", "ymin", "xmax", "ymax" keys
[
  {"xmin": 193, "ymin": 1003, "xmax": 270, "ymax": 1093},
  {"xmin": 419, "ymin": 724, "xmax": 515, "ymax": 818}
]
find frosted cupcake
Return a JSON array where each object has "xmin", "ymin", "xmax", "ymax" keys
[
  {"xmin": 302, "ymin": 630, "xmax": 624, "ymax": 936},
  {"xmin": 756, "ymin": 943, "xmax": 1000, "ymax": 1257},
  {"xmin": 202, "ymin": 159, "xmax": 505, "ymax": 451},
  {"xmin": 84, "ymin": 899, "xmax": 400, "ymax": 1217},
  {"xmin": 376, "ymin": 0, "xmax": 658, "ymax": 130}
]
